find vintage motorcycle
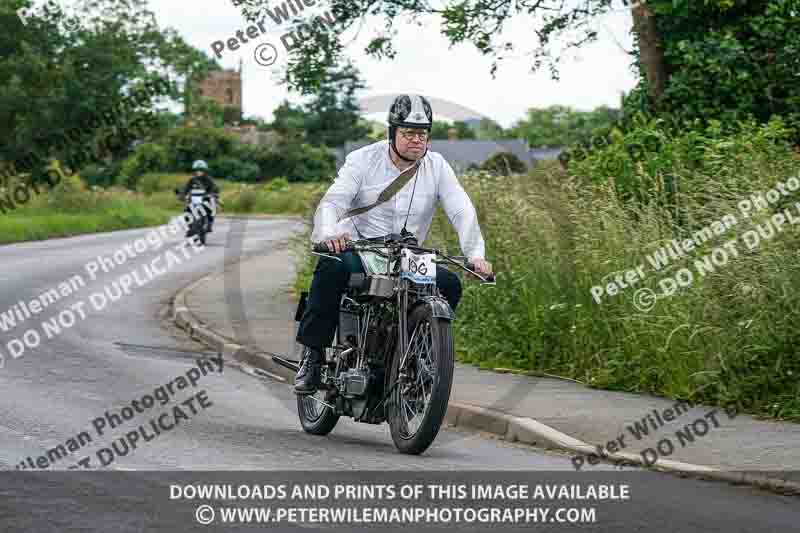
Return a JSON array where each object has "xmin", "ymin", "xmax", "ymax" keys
[
  {"xmin": 273, "ymin": 231, "xmax": 495, "ymax": 455},
  {"xmin": 175, "ymin": 186, "xmax": 217, "ymax": 245}
]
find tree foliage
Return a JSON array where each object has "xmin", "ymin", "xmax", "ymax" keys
[
  {"xmin": 239, "ymin": 0, "xmax": 621, "ymax": 92},
  {"xmin": 643, "ymin": 0, "xmax": 800, "ymax": 139},
  {"xmin": 431, "ymin": 121, "xmax": 477, "ymax": 140},
  {"xmin": 479, "ymin": 151, "xmax": 528, "ymax": 175},
  {"xmin": 268, "ymin": 62, "xmax": 369, "ymax": 148},
  {"xmin": 0, "ymin": 0, "xmax": 213, "ymax": 176},
  {"xmin": 507, "ymin": 105, "xmax": 621, "ymax": 146}
]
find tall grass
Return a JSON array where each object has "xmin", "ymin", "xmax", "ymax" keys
[
  {"xmin": 220, "ymin": 180, "xmax": 328, "ymax": 215},
  {"xmin": 432, "ymin": 119, "xmax": 800, "ymax": 421},
  {"xmin": 0, "ymin": 172, "xmax": 173, "ymax": 244},
  {"xmin": 137, "ymin": 173, "xmax": 328, "ymax": 216}
]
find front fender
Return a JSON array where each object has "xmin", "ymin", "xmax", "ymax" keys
[{"xmin": 415, "ymin": 296, "xmax": 455, "ymax": 321}]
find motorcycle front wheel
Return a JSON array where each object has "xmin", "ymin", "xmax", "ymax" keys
[{"xmin": 388, "ymin": 304, "xmax": 455, "ymax": 455}]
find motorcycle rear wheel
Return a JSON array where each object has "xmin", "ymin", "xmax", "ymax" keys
[
  {"xmin": 297, "ymin": 387, "xmax": 340, "ymax": 435},
  {"xmin": 388, "ymin": 304, "xmax": 455, "ymax": 455}
]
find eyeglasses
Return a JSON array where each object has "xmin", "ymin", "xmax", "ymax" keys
[{"xmin": 399, "ymin": 129, "xmax": 429, "ymax": 141}]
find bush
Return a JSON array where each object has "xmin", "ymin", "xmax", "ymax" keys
[
  {"xmin": 257, "ymin": 141, "xmax": 336, "ymax": 182},
  {"xmin": 119, "ymin": 142, "xmax": 170, "ymax": 190},
  {"xmin": 480, "ymin": 152, "xmax": 528, "ymax": 175},
  {"xmin": 46, "ymin": 171, "xmax": 96, "ymax": 212},
  {"xmin": 264, "ymin": 176, "xmax": 290, "ymax": 192},
  {"xmin": 226, "ymin": 185, "xmax": 258, "ymax": 212},
  {"xmin": 137, "ymin": 172, "xmax": 190, "ymax": 195},
  {"xmin": 164, "ymin": 126, "xmax": 238, "ymax": 171},
  {"xmin": 79, "ymin": 163, "xmax": 118, "ymax": 188},
  {"xmin": 210, "ymin": 156, "xmax": 260, "ymax": 182},
  {"xmin": 568, "ymin": 115, "xmax": 797, "ymax": 209}
]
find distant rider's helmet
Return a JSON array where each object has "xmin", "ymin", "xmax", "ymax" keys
[
  {"xmin": 387, "ymin": 94, "xmax": 433, "ymax": 162},
  {"xmin": 192, "ymin": 160, "xmax": 208, "ymax": 172}
]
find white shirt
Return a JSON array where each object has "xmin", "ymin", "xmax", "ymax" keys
[{"xmin": 311, "ymin": 140, "xmax": 486, "ymax": 260}]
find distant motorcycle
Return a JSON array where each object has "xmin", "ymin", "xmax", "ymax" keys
[
  {"xmin": 175, "ymin": 187, "xmax": 217, "ymax": 245},
  {"xmin": 275, "ymin": 231, "xmax": 496, "ymax": 455}
]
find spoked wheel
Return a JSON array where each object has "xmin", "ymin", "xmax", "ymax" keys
[
  {"xmin": 388, "ymin": 304, "xmax": 455, "ymax": 454},
  {"xmin": 296, "ymin": 348, "xmax": 340, "ymax": 436}
]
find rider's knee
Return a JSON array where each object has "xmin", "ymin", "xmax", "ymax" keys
[{"xmin": 316, "ymin": 255, "xmax": 349, "ymax": 281}]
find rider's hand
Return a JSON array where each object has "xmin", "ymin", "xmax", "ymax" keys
[
  {"xmin": 470, "ymin": 258, "xmax": 493, "ymax": 277},
  {"xmin": 324, "ymin": 232, "xmax": 352, "ymax": 253}
]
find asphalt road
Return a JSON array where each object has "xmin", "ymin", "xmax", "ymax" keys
[{"xmin": 0, "ymin": 218, "xmax": 797, "ymax": 532}]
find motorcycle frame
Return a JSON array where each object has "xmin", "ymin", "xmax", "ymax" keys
[{"xmin": 291, "ymin": 237, "xmax": 494, "ymax": 422}]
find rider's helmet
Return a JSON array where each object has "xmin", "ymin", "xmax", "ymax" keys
[
  {"xmin": 192, "ymin": 160, "xmax": 208, "ymax": 172},
  {"xmin": 387, "ymin": 94, "xmax": 433, "ymax": 162}
]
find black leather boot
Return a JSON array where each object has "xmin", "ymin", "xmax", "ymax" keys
[{"xmin": 294, "ymin": 347, "xmax": 324, "ymax": 395}]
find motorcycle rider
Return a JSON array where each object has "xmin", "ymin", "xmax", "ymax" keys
[
  {"xmin": 293, "ymin": 94, "xmax": 493, "ymax": 395},
  {"xmin": 180, "ymin": 160, "xmax": 220, "ymax": 232}
]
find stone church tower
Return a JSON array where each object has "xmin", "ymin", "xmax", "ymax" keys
[{"xmin": 197, "ymin": 60, "xmax": 243, "ymax": 119}]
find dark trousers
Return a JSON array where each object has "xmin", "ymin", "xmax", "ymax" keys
[{"xmin": 296, "ymin": 251, "xmax": 462, "ymax": 349}]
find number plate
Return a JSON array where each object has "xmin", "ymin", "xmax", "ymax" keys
[
  {"xmin": 190, "ymin": 189, "xmax": 205, "ymax": 205},
  {"xmin": 400, "ymin": 249, "xmax": 436, "ymax": 284}
]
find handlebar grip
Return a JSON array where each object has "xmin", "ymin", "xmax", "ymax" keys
[
  {"xmin": 312, "ymin": 241, "xmax": 354, "ymax": 254},
  {"xmin": 467, "ymin": 263, "xmax": 495, "ymax": 283}
]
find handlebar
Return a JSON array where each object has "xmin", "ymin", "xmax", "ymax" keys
[
  {"xmin": 312, "ymin": 240, "xmax": 495, "ymax": 283},
  {"xmin": 466, "ymin": 262, "xmax": 496, "ymax": 283}
]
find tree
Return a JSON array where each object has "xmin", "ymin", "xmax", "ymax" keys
[
  {"xmin": 475, "ymin": 118, "xmax": 506, "ymax": 140},
  {"xmin": 430, "ymin": 120, "xmax": 477, "ymax": 140},
  {"xmin": 269, "ymin": 101, "xmax": 311, "ymax": 142},
  {"xmin": 1, "ymin": 0, "xmax": 213, "ymax": 176},
  {"xmin": 302, "ymin": 62, "xmax": 370, "ymax": 147},
  {"xmin": 480, "ymin": 151, "xmax": 528, "ymax": 175},
  {"xmin": 267, "ymin": 62, "xmax": 370, "ymax": 147},
  {"xmin": 223, "ymin": 105, "xmax": 243, "ymax": 125},
  {"xmin": 507, "ymin": 106, "xmax": 621, "ymax": 147}
]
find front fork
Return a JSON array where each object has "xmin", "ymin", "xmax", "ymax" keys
[
  {"xmin": 397, "ymin": 279, "xmax": 418, "ymax": 395},
  {"xmin": 397, "ymin": 278, "xmax": 409, "ymax": 367}
]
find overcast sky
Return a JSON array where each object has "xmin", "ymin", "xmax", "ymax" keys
[{"xmin": 148, "ymin": 0, "xmax": 639, "ymax": 128}]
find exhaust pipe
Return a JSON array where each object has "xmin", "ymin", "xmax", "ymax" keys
[{"xmin": 272, "ymin": 355, "xmax": 300, "ymax": 373}]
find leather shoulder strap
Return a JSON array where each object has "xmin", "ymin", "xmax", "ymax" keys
[{"xmin": 338, "ymin": 161, "xmax": 421, "ymax": 221}]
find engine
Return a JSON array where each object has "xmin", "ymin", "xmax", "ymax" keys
[
  {"xmin": 336, "ymin": 365, "xmax": 385, "ymax": 423},
  {"xmin": 341, "ymin": 368, "xmax": 368, "ymax": 398}
]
